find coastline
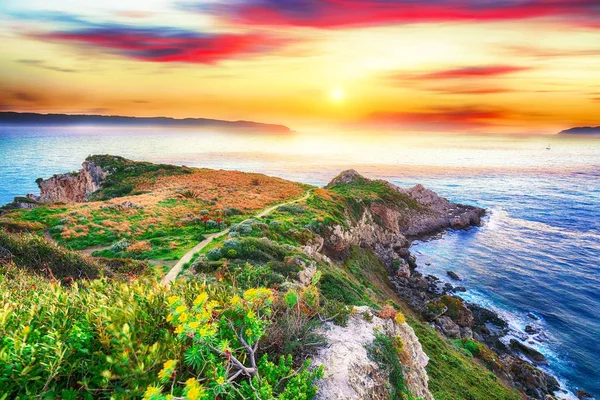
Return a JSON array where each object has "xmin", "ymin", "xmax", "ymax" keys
[{"xmin": 404, "ymin": 214, "xmax": 584, "ymax": 400}]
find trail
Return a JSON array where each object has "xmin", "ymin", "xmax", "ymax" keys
[{"xmin": 161, "ymin": 190, "xmax": 311, "ymax": 286}]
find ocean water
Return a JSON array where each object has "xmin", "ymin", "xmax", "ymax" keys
[{"xmin": 1, "ymin": 126, "xmax": 599, "ymax": 397}]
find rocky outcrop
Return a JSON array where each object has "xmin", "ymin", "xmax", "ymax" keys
[
  {"xmin": 29, "ymin": 159, "xmax": 108, "ymax": 203},
  {"xmin": 313, "ymin": 306, "xmax": 433, "ymax": 400}
]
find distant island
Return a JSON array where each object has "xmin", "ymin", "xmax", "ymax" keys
[
  {"xmin": 558, "ymin": 126, "xmax": 600, "ymax": 135},
  {"xmin": 0, "ymin": 111, "xmax": 291, "ymax": 133}
]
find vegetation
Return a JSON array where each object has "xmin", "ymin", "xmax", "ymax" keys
[
  {"xmin": 409, "ymin": 317, "xmax": 520, "ymax": 400},
  {"xmin": 366, "ymin": 332, "xmax": 412, "ymax": 400},
  {"xmin": 0, "ymin": 159, "xmax": 521, "ymax": 399}
]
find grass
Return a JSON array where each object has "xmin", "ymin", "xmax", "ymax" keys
[{"xmin": 409, "ymin": 317, "xmax": 520, "ymax": 400}]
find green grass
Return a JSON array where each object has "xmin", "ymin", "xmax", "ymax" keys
[{"xmin": 409, "ymin": 317, "xmax": 520, "ymax": 400}]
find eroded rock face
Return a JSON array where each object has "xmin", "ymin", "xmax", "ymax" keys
[
  {"xmin": 31, "ymin": 160, "xmax": 107, "ymax": 203},
  {"xmin": 313, "ymin": 306, "xmax": 433, "ymax": 400}
]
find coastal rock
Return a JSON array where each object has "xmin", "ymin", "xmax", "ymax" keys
[
  {"xmin": 313, "ymin": 306, "xmax": 434, "ymax": 400},
  {"xmin": 504, "ymin": 356, "xmax": 559, "ymax": 399},
  {"xmin": 435, "ymin": 316, "xmax": 461, "ymax": 338},
  {"xmin": 421, "ymin": 299, "xmax": 448, "ymax": 321},
  {"xmin": 447, "ymin": 270, "xmax": 461, "ymax": 280},
  {"xmin": 510, "ymin": 339, "xmax": 547, "ymax": 364},
  {"xmin": 31, "ymin": 159, "xmax": 108, "ymax": 203}
]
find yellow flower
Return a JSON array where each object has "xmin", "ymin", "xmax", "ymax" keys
[
  {"xmin": 246, "ymin": 310, "xmax": 256, "ymax": 319},
  {"xmin": 23, "ymin": 326, "xmax": 31, "ymax": 335},
  {"xmin": 185, "ymin": 378, "xmax": 196, "ymax": 386},
  {"xmin": 193, "ymin": 292, "xmax": 208, "ymax": 306},
  {"xmin": 167, "ymin": 295, "xmax": 179, "ymax": 305},
  {"xmin": 230, "ymin": 295, "xmax": 241, "ymax": 306},
  {"xmin": 175, "ymin": 305, "xmax": 187, "ymax": 314},
  {"xmin": 188, "ymin": 321, "xmax": 200, "ymax": 329},
  {"xmin": 163, "ymin": 359, "xmax": 177, "ymax": 370},
  {"xmin": 179, "ymin": 312, "xmax": 188, "ymax": 323},
  {"xmin": 216, "ymin": 376, "xmax": 226, "ymax": 385},
  {"xmin": 245, "ymin": 328, "xmax": 253, "ymax": 337},
  {"xmin": 143, "ymin": 385, "xmax": 162, "ymax": 400},
  {"xmin": 175, "ymin": 325, "xmax": 184, "ymax": 334},
  {"xmin": 166, "ymin": 314, "xmax": 173, "ymax": 322},
  {"xmin": 185, "ymin": 378, "xmax": 205, "ymax": 400},
  {"xmin": 187, "ymin": 386, "xmax": 203, "ymax": 400}
]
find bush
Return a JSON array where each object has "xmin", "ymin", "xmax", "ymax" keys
[
  {"xmin": 0, "ymin": 229, "xmax": 102, "ymax": 280},
  {"xmin": 206, "ymin": 248, "xmax": 223, "ymax": 261},
  {"xmin": 366, "ymin": 332, "xmax": 411, "ymax": 399}
]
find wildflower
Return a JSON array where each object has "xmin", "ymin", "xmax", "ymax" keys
[
  {"xmin": 188, "ymin": 321, "xmax": 199, "ymax": 329},
  {"xmin": 167, "ymin": 295, "xmax": 179, "ymax": 305},
  {"xmin": 245, "ymin": 328, "xmax": 253, "ymax": 337},
  {"xmin": 143, "ymin": 385, "xmax": 163, "ymax": 400},
  {"xmin": 179, "ymin": 312, "xmax": 188, "ymax": 323},
  {"xmin": 23, "ymin": 326, "xmax": 31, "ymax": 335},
  {"xmin": 230, "ymin": 295, "xmax": 241, "ymax": 306},
  {"xmin": 175, "ymin": 305, "xmax": 187, "ymax": 314},
  {"xmin": 166, "ymin": 314, "xmax": 173, "ymax": 322},
  {"xmin": 175, "ymin": 325, "xmax": 184, "ymax": 334},
  {"xmin": 193, "ymin": 292, "xmax": 208, "ymax": 306},
  {"xmin": 216, "ymin": 376, "xmax": 226, "ymax": 385}
]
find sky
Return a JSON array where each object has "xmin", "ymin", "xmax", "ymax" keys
[{"xmin": 0, "ymin": 0, "xmax": 599, "ymax": 134}]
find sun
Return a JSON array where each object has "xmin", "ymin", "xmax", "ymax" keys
[{"xmin": 330, "ymin": 88, "xmax": 345, "ymax": 102}]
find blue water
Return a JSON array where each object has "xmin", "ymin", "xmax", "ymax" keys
[{"xmin": 1, "ymin": 126, "xmax": 599, "ymax": 397}]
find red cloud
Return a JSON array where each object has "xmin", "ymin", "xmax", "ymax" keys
[
  {"xmin": 209, "ymin": 0, "xmax": 600, "ymax": 28},
  {"xmin": 38, "ymin": 26, "xmax": 287, "ymax": 64},
  {"xmin": 366, "ymin": 106, "xmax": 508, "ymax": 130},
  {"xmin": 421, "ymin": 65, "xmax": 530, "ymax": 80}
]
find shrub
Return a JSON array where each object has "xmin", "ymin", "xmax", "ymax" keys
[
  {"xmin": 126, "ymin": 241, "xmax": 152, "ymax": 254},
  {"xmin": 366, "ymin": 332, "xmax": 411, "ymax": 399},
  {"xmin": 206, "ymin": 248, "xmax": 223, "ymax": 261},
  {"xmin": 146, "ymin": 288, "xmax": 322, "ymax": 399},
  {"xmin": 0, "ymin": 229, "xmax": 102, "ymax": 280}
]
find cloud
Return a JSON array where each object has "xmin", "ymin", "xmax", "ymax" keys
[
  {"xmin": 33, "ymin": 25, "xmax": 289, "ymax": 64},
  {"xmin": 366, "ymin": 106, "xmax": 508, "ymax": 130},
  {"xmin": 17, "ymin": 59, "xmax": 77, "ymax": 73},
  {"xmin": 200, "ymin": 0, "xmax": 600, "ymax": 28},
  {"xmin": 418, "ymin": 65, "xmax": 530, "ymax": 80},
  {"xmin": 12, "ymin": 91, "xmax": 42, "ymax": 103}
]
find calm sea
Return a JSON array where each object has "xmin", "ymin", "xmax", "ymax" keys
[{"xmin": 1, "ymin": 126, "xmax": 599, "ymax": 398}]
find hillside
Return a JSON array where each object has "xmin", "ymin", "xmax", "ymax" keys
[
  {"xmin": 0, "ymin": 112, "xmax": 291, "ymax": 133},
  {"xmin": 0, "ymin": 157, "xmax": 558, "ymax": 399},
  {"xmin": 558, "ymin": 126, "xmax": 600, "ymax": 135}
]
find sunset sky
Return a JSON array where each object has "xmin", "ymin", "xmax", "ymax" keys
[{"xmin": 1, "ymin": 0, "xmax": 599, "ymax": 134}]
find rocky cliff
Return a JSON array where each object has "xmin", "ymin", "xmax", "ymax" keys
[
  {"xmin": 308, "ymin": 169, "xmax": 484, "ymax": 277},
  {"xmin": 29, "ymin": 159, "xmax": 108, "ymax": 203},
  {"xmin": 310, "ymin": 170, "xmax": 561, "ymax": 400},
  {"xmin": 313, "ymin": 306, "xmax": 433, "ymax": 400}
]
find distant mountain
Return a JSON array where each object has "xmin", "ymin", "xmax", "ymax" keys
[
  {"xmin": 0, "ymin": 112, "xmax": 291, "ymax": 133},
  {"xmin": 558, "ymin": 126, "xmax": 600, "ymax": 135}
]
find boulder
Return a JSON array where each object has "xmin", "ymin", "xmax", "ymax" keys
[
  {"xmin": 447, "ymin": 270, "xmax": 461, "ymax": 280},
  {"xmin": 435, "ymin": 316, "xmax": 461, "ymax": 338},
  {"xmin": 509, "ymin": 339, "xmax": 547, "ymax": 364}
]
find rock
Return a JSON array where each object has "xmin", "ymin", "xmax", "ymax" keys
[
  {"xmin": 460, "ymin": 326, "xmax": 474, "ymax": 339},
  {"xmin": 577, "ymin": 389, "xmax": 594, "ymax": 399},
  {"xmin": 30, "ymin": 158, "xmax": 108, "ymax": 203},
  {"xmin": 440, "ymin": 295, "xmax": 474, "ymax": 327},
  {"xmin": 395, "ymin": 258, "xmax": 411, "ymax": 278},
  {"xmin": 447, "ymin": 270, "xmax": 461, "ymax": 280},
  {"xmin": 505, "ymin": 356, "xmax": 558, "ymax": 399},
  {"xmin": 528, "ymin": 313, "xmax": 539, "ymax": 321},
  {"xmin": 453, "ymin": 286, "xmax": 467, "ymax": 292},
  {"xmin": 313, "ymin": 306, "xmax": 434, "ymax": 400},
  {"xmin": 509, "ymin": 339, "xmax": 547, "ymax": 364},
  {"xmin": 525, "ymin": 325, "xmax": 540, "ymax": 335},
  {"xmin": 421, "ymin": 299, "xmax": 448, "ymax": 321},
  {"xmin": 435, "ymin": 316, "xmax": 461, "ymax": 338}
]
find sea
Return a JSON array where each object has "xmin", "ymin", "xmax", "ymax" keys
[{"xmin": 1, "ymin": 125, "xmax": 599, "ymax": 398}]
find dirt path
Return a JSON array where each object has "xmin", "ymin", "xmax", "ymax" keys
[{"xmin": 161, "ymin": 190, "xmax": 311, "ymax": 286}]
